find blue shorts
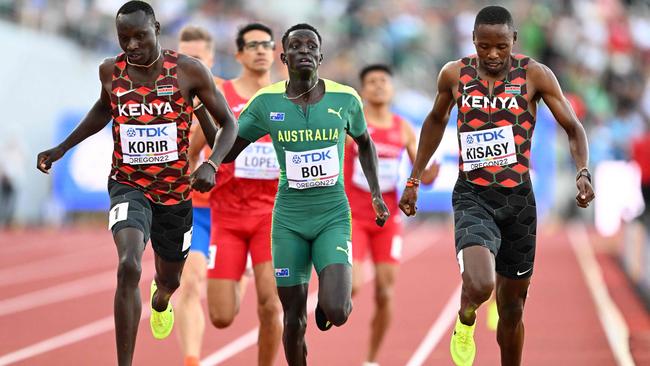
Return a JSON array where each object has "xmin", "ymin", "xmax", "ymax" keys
[{"xmin": 191, "ymin": 207, "xmax": 211, "ymax": 259}]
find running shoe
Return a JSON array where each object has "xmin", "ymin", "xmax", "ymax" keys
[
  {"xmin": 150, "ymin": 279, "xmax": 174, "ymax": 339},
  {"xmin": 450, "ymin": 315, "xmax": 476, "ymax": 366},
  {"xmin": 315, "ymin": 303, "xmax": 332, "ymax": 331}
]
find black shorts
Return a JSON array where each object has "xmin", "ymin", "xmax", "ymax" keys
[
  {"xmin": 452, "ymin": 178, "xmax": 537, "ymax": 279},
  {"xmin": 108, "ymin": 179, "xmax": 193, "ymax": 262}
]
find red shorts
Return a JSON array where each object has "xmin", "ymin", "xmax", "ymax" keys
[
  {"xmin": 351, "ymin": 216, "xmax": 402, "ymax": 264},
  {"xmin": 207, "ymin": 212, "xmax": 272, "ymax": 280}
]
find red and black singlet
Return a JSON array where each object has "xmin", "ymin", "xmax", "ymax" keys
[
  {"xmin": 456, "ymin": 54, "xmax": 535, "ymax": 188},
  {"xmin": 109, "ymin": 50, "xmax": 194, "ymax": 205}
]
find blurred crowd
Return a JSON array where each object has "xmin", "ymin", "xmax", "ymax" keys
[{"xmin": 1, "ymin": 0, "xmax": 650, "ymax": 225}]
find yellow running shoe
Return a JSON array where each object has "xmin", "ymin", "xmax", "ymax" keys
[
  {"xmin": 487, "ymin": 299, "xmax": 499, "ymax": 331},
  {"xmin": 150, "ymin": 280, "xmax": 174, "ymax": 339},
  {"xmin": 450, "ymin": 316, "xmax": 476, "ymax": 366}
]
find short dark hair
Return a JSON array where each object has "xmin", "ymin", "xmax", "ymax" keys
[
  {"xmin": 116, "ymin": 1, "xmax": 156, "ymax": 22},
  {"xmin": 474, "ymin": 5, "xmax": 513, "ymax": 30},
  {"xmin": 282, "ymin": 23, "xmax": 322, "ymax": 50},
  {"xmin": 236, "ymin": 22, "xmax": 274, "ymax": 51},
  {"xmin": 359, "ymin": 64, "xmax": 392, "ymax": 83}
]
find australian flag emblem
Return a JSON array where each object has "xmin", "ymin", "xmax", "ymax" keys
[{"xmin": 270, "ymin": 112, "xmax": 285, "ymax": 121}]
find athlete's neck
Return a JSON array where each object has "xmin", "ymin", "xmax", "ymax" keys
[
  {"xmin": 232, "ymin": 69, "xmax": 271, "ymax": 99},
  {"xmin": 287, "ymin": 74, "xmax": 319, "ymax": 95},
  {"xmin": 364, "ymin": 103, "xmax": 392, "ymax": 127}
]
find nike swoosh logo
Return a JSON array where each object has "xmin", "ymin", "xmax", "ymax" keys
[
  {"xmin": 116, "ymin": 89, "xmax": 135, "ymax": 97},
  {"xmin": 463, "ymin": 84, "xmax": 475, "ymax": 92},
  {"xmin": 516, "ymin": 268, "xmax": 532, "ymax": 276}
]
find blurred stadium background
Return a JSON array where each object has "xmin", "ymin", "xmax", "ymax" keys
[{"xmin": 0, "ymin": 0, "xmax": 649, "ymax": 364}]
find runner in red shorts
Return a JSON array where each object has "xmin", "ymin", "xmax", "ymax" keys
[
  {"xmin": 193, "ymin": 23, "xmax": 282, "ymax": 366},
  {"xmin": 345, "ymin": 64, "xmax": 439, "ymax": 366}
]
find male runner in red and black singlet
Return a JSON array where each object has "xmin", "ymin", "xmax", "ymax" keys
[
  {"xmin": 192, "ymin": 23, "xmax": 283, "ymax": 366},
  {"xmin": 36, "ymin": 2, "xmax": 237, "ymax": 366},
  {"xmin": 399, "ymin": 6, "xmax": 594, "ymax": 366},
  {"xmin": 344, "ymin": 64, "xmax": 438, "ymax": 366}
]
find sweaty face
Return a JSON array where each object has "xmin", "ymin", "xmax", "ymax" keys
[
  {"xmin": 282, "ymin": 29, "xmax": 322, "ymax": 73},
  {"xmin": 237, "ymin": 30, "xmax": 274, "ymax": 72},
  {"xmin": 178, "ymin": 40, "xmax": 214, "ymax": 68},
  {"xmin": 473, "ymin": 24, "xmax": 515, "ymax": 75},
  {"xmin": 116, "ymin": 11, "xmax": 159, "ymax": 64},
  {"xmin": 361, "ymin": 70, "xmax": 394, "ymax": 105}
]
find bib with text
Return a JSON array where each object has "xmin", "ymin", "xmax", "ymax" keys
[
  {"xmin": 235, "ymin": 142, "xmax": 280, "ymax": 180},
  {"xmin": 119, "ymin": 122, "xmax": 178, "ymax": 165},
  {"xmin": 352, "ymin": 157, "xmax": 400, "ymax": 192},
  {"xmin": 460, "ymin": 125, "xmax": 516, "ymax": 171},
  {"xmin": 286, "ymin": 145, "xmax": 339, "ymax": 189}
]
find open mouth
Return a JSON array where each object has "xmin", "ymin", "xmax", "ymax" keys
[
  {"xmin": 128, "ymin": 53, "xmax": 143, "ymax": 61},
  {"xmin": 297, "ymin": 58, "xmax": 312, "ymax": 66}
]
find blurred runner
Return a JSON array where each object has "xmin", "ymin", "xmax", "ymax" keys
[
  {"xmin": 193, "ymin": 23, "xmax": 283, "ymax": 366},
  {"xmin": 36, "ymin": 2, "xmax": 237, "ymax": 365},
  {"xmin": 345, "ymin": 64, "xmax": 438, "ymax": 366},
  {"xmin": 220, "ymin": 23, "xmax": 389, "ymax": 366},
  {"xmin": 399, "ymin": 5, "xmax": 594, "ymax": 366},
  {"xmin": 174, "ymin": 25, "xmax": 224, "ymax": 366}
]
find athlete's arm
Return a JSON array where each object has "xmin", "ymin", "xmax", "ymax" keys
[
  {"xmin": 189, "ymin": 78, "xmax": 227, "ymax": 154},
  {"xmin": 188, "ymin": 122, "xmax": 208, "ymax": 173},
  {"xmin": 179, "ymin": 56, "xmax": 237, "ymax": 192},
  {"xmin": 193, "ymin": 106, "xmax": 216, "ymax": 148},
  {"xmin": 222, "ymin": 137, "xmax": 251, "ymax": 163},
  {"xmin": 529, "ymin": 61, "xmax": 594, "ymax": 208},
  {"xmin": 399, "ymin": 61, "xmax": 457, "ymax": 216},
  {"xmin": 402, "ymin": 119, "xmax": 439, "ymax": 185},
  {"xmin": 37, "ymin": 60, "xmax": 114, "ymax": 173},
  {"xmin": 352, "ymin": 130, "xmax": 390, "ymax": 226}
]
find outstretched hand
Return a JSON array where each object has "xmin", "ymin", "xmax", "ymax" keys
[
  {"xmin": 576, "ymin": 176, "xmax": 595, "ymax": 208},
  {"xmin": 190, "ymin": 162, "xmax": 217, "ymax": 193},
  {"xmin": 372, "ymin": 197, "xmax": 390, "ymax": 227},
  {"xmin": 36, "ymin": 146, "xmax": 66, "ymax": 174}
]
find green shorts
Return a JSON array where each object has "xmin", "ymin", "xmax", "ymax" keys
[{"xmin": 271, "ymin": 198, "xmax": 352, "ymax": 287}]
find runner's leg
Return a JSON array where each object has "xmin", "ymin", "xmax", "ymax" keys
[
  {"xmin": 177, "ymin": 206, "xmax": 210, "ymax": 363},
  {"xmin": 351, "ymin": 219, "xmax": 369, "ymax": 297},
  {"xmin": 313, "ymin": 220, "xmax": 353, "ymax": 327},
  {"xmin": 495, "ymin": 275, "xmax": 530, "ymax": 366},
  {"xmin": 206, "ymin": 217, "xmax": 248, "ymax": 328},
  {"xmin": 458, "ymin": 246, "xmax": 495, "ymax": 325},
  {"xmin": 253, "ymin": 261, "xmax": 282, "ymax": 366},
  {"xmin": 368, "ymin": 263, "xmax": 397, "ymax": 362},
  {"xmin": 108, "ymin": 180, "xmax": 151, "ymax": 366},
  {"xmin": 114, "ymin": 227, "xmax": 146, "ymax": 366},
  {"xmin": 176, "ymin": 251, "xmax": 207, "ymax": 359},
  {"xmin": 278, "ymin": 285, "xmax": 309, "ymax": 366}
]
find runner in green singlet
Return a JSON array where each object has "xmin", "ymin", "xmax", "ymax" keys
[{"xmin": 221, "ymin": 23, "xmax": 390, "ymax": 366}]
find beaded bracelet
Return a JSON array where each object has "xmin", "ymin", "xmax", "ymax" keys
[
  {"xmin": 405, "ymin": 177, "xmax": 420, "ymax": 188},
  {"xmin": 203, "ymin": 159, "xmax": 219, "ymax": 172}
]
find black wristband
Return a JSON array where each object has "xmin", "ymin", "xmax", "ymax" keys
[{"xmin": 576, "ymin": 168, "xmax": 591, "ymax": 183}]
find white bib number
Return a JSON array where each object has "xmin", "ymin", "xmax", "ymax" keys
[
  {"xmin": 119, "ymin": 122, "xmax": 178, "ymax": 165},
  {"xmin": 460, "ymin": 125, "xmax": 517, "ymax": 171},
  {"xmin": 234, "ymin": 142, "xmax": 280, "ymax": 180},
  {"xmin": 352, "ymin": 157, "xmax": 400, "ymax": 192},
  {"xmin": 108, "ymin": 202, "xmax": 128, "ymax": 230},
  {"xmin": 285, "ymin": 145, "xmax": 339, "ymax": 189}
]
